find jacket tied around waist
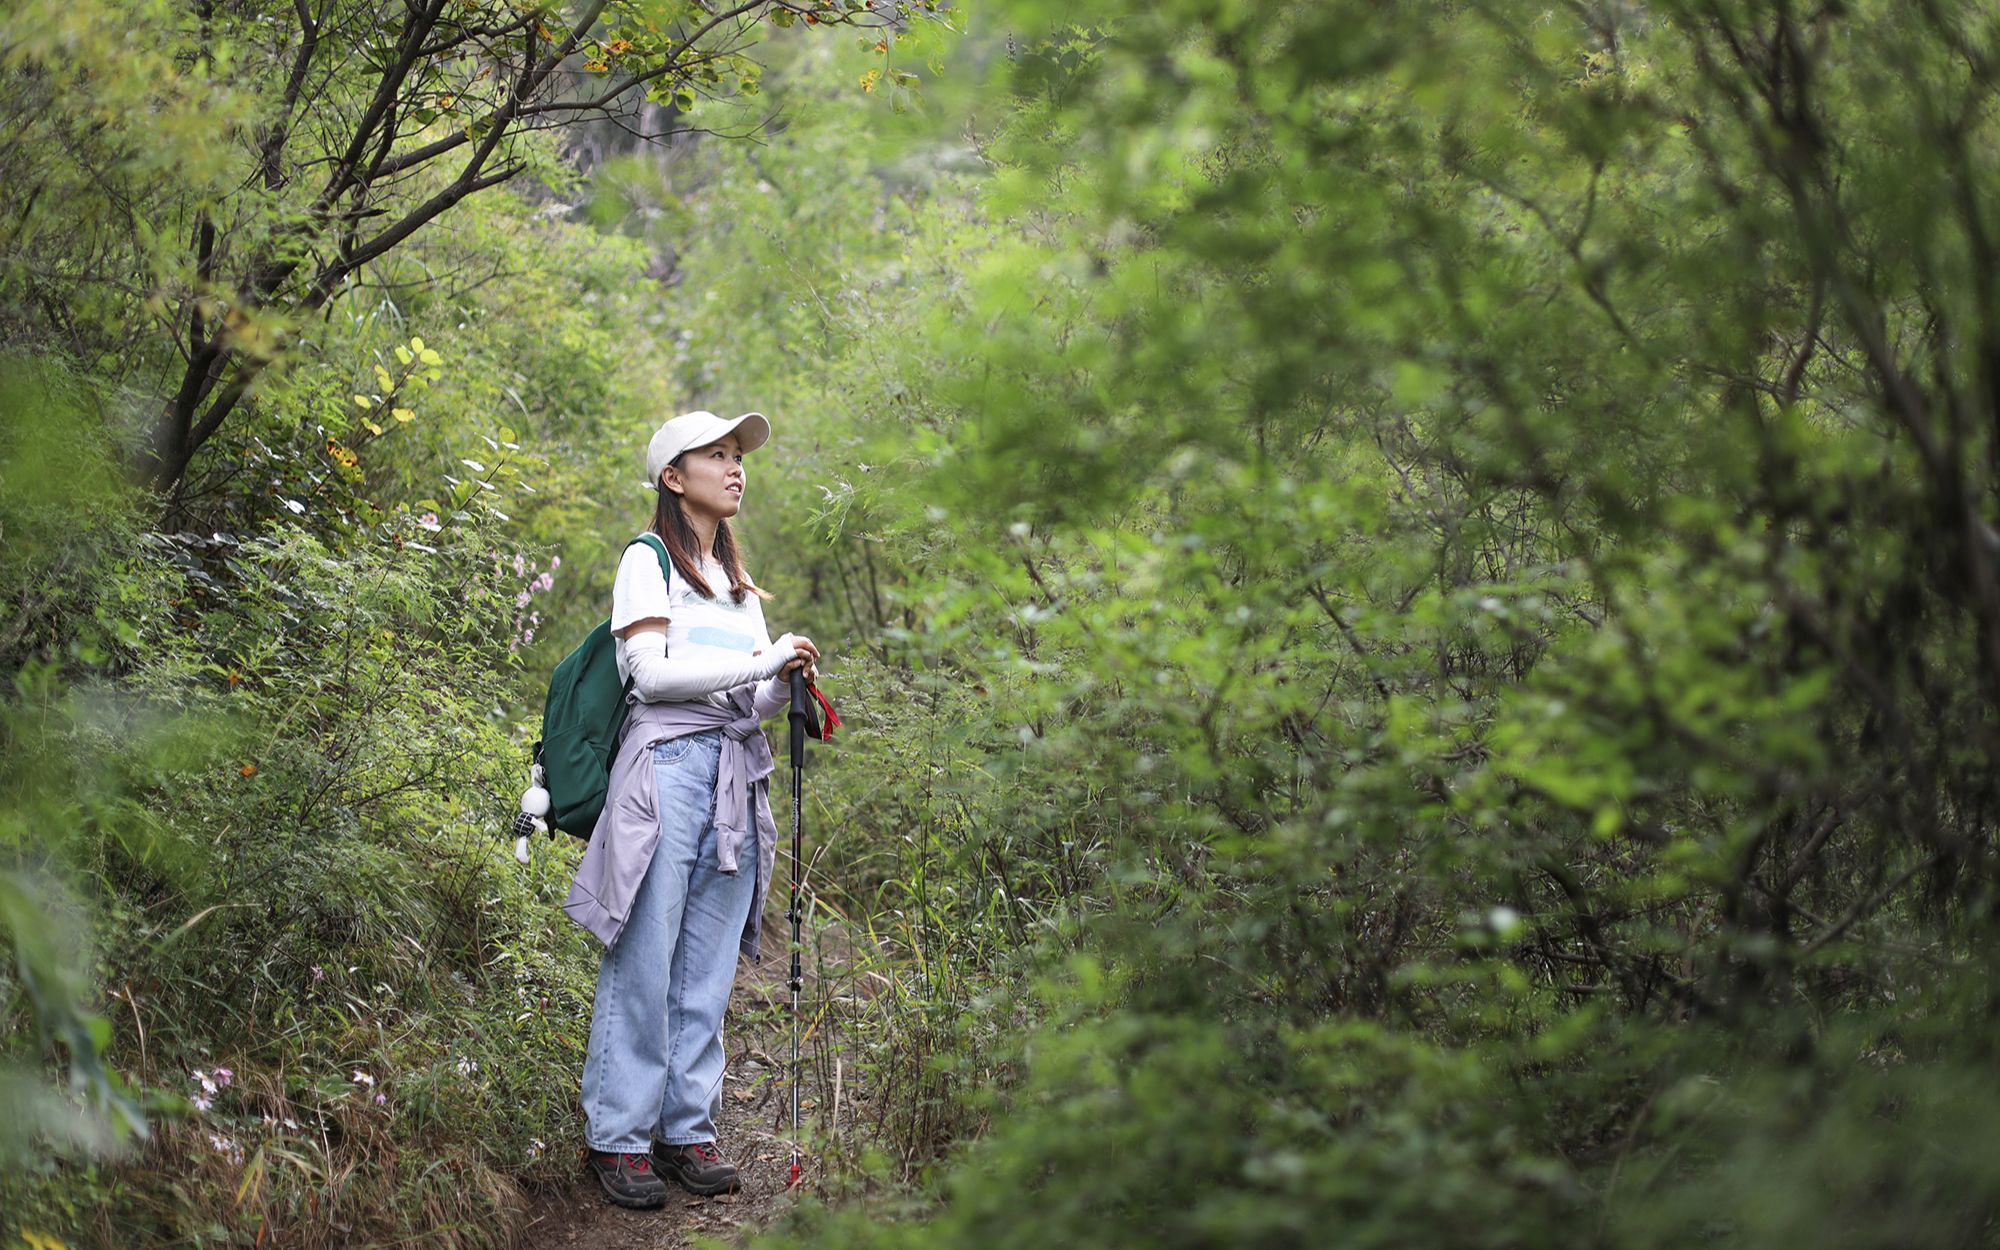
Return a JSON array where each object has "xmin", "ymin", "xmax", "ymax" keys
[{"xmin": 562, "ymin": 686, "xmax": 778, "ymax": 960}]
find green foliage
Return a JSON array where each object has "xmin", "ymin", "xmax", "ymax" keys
[
  {"xmin": 636, "ymin": 2, "xmax": 2000, "ymax": 1247},
  {"xmin": 0, "ymin": 363, "xmax": 158, "ymax": 1177},
  {"xmin": 0, "ymin": 0, "xmax": 951, "ymax": 498},
  {"xmin": 9, "ymin": 0, "xmax": 2000, "ymax": 1245},
  {"xmin": 0, "ymin": 168, "xmax": 686, "ymax": 1245},
  {"xmin": 0, "ymin": 373, "xmax": 595, "ymax": 1242}
]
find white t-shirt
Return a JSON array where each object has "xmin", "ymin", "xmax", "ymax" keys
[{"xmin": 611, "ymin": 540, "xmax": 776, "ymax": 709}]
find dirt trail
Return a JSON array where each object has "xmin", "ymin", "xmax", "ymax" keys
[{"xmin": 519, "ymin": 954, "xmax": 806, "ymax": 1250}]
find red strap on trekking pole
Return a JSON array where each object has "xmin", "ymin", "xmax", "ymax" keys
[{"xmin": 805, "ymin": 681, "xmax": 840, "ymax": 741}]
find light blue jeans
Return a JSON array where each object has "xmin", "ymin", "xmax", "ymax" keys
[{"xmin": 580, "ymin": 730, "xmax": 757, "ymax": 1152}]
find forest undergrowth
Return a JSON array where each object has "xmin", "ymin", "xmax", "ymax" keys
[{"xmin": 7, "ymin": 1, "xmax": 2000, "ymax": 1248}]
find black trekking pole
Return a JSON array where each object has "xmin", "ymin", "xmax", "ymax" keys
[{"xmin": 786, "ymin": 667, "xmax": 810, "ymax": 1189}]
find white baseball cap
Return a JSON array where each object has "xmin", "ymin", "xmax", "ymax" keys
[{"xmin": 645, "ymin": 410, "xmax": 771, "ymax": 489}]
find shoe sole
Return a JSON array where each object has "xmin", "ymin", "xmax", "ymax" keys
[{"xmin": 664, "ymin": 1169, "xmax": 740, "ymax": 1197}]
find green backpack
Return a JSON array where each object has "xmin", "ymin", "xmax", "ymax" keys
[{"xmin": 536, "ymin": 533, "xmax": 674, "ymax": 838}]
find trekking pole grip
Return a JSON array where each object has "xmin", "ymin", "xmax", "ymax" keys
[{"xmin": 788, "ymin": 667, "xmax": 808, "ymax": 765}]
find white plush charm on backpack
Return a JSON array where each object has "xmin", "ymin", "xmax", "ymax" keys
[
  {"xmin": 511, "ymin": 764, "xmax": 552, "ymax": 865},
  {"xmin": 521, "ymin": 782, "xmax": 551, "ymax": 817}
]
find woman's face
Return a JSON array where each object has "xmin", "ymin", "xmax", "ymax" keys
[{"xmin": 663, "ymin": 432, "xmax": 746, "ymax": 522}]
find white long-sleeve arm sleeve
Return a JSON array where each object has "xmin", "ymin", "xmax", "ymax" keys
[
  {"xmin": 624, "ymin": 629, "xmax": 800, "ymax": 702},
  {"xmin": 751, "ymin": 672, "xmax": 791, "ymax": 720}
]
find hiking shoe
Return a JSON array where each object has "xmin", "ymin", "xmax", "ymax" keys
[
  {"xmin": 587, "ymin": 1150, "xmax": 668, "ymax": 1209},
  {"xmin": 654, "ymin": 1140, "xmax": 741, "ymax": 1195}
]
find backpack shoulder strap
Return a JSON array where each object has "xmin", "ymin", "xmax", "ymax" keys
[
  {"xmin": 603, "ymin": 534, "xmax": 674, "ymax": 730},
  {"xmin": 627, "ymin": 532, "xmax": 676, "ymax": 590}
]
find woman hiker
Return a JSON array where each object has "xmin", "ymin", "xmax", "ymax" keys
[{"xmin": 562, "ymin": 409, "xmax": 821, "ymax": 1209}]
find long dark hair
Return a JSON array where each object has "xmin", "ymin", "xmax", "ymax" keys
[{"xmin": 648, "ymin": 470, "xmax": 771, "ymax": 604}]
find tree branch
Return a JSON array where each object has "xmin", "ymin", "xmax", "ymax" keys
[{"xmin": 256, "ymin": 0, "xmax": 325, "ymax": 191}]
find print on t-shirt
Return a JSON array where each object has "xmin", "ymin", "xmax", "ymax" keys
[{"xmin": 687, "ymin": 625, "xmax": 755, "ymax": 653}]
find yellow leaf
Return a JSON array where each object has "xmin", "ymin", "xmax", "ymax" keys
[
  {"xmin": 363, "ymin": 419, "xmax": 384, "ymax": 435},
  {"xmin": 410, "ymin": 336, "xmax": 425, "ymax": 353},
  {"xmin": 354, "ymin": 395, "xmax": 373, "ymax": 410},
  {"xmin": 395, "ymin": 346, "xmax": 413, "ymax": 365},
  {"xmin": 393, "ymin": 408, "xmax": 416, "ymax": 423},
  {"xmin": 419, "ymin": 349, "xmax": 442, "ymax": 365}
]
